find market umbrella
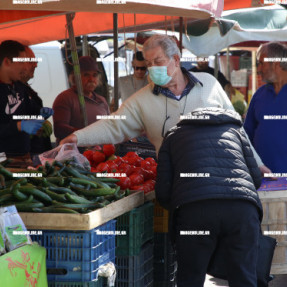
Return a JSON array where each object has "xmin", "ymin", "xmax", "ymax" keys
[{"xmin": 0, "ymin": 0, "xmax": 220, "ymax": 128}]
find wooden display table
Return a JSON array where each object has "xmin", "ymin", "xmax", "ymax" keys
[{"xmin": 19, "ymin": 190, "xmax": 144, "ymax": 231}]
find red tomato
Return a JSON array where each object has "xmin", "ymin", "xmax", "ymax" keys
[
  {"xmin": 103, "ymin": 144, "xmax": 116, "ymax": 157},
  {"xmin": 141, "ymin": 169, "xmax": 155, "ymax": 180},
  {"xmin": 95, "ymin": 162, "xmax": 110, "ymax": 172},
  {"xmin": 144, "ymin": 179, "xmax": 156, "ymax": 190},
  {"xmin": 83, "ymin": 150, "xmax": 94, "ymax": 161},
  {"xmin": 91, "ymin": 167, "xmax": 98, "ymax": 173},
  {"xmin": 125, "ymin": 151, "xmax": 138, "ymax": 158},
  {"xmin": 107, "ymin": 154, "xmax": 117, "ymax": 161},
  {"xmin": 141, "ymin": 160, "xmax": 152, "ymax": 170},
  {"xmin": 116, "ymin": 177, "xmax": 131, "ymax": 190},
  {"xmin": 106, "ymin": 161, "xmax": 118, "ymax": 172},
  {"xmin": 130, "ymin": 167, "xmax": 145, "ymax": 177},
  {"xmin": 126, "ymin": 156, "xmax": 143, "ymax": 167},
  {"xmin": 144, "ymin": 157, "xmax": 157, "ymax": 166},
  {"xmin": 113, "ymin": 157, "xmax": 124, "ymax": 166},
  {"xmin": 117, "ymin": 163, "xmax": 133, "ymax": 176},
  {"xmin": 129, "ymin": 174, "xmax": 144, "ymax": 186},
  {"xmin": 92, "ymin": 151, "xmax": 106, "ymax": 164},
  {"xmin": 150, "ymin": 165, "xmax": 157, "ymax": 176}
]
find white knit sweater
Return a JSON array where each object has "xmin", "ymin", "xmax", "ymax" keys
[{"xmin": 74, "ymin": 72, "xmax": 263, "ymax": 165}]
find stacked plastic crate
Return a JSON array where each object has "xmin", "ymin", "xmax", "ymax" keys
[
  {"xmin": 115, "ymin": 202, "xmax": 154, "ymax": 286},
  {"xmin": 153, "ymin": 201, "xmax": 177, "ymax": 286},
  {"xmin": 30, "ymin": 220, "xmax": 116, "ymax": 287}
]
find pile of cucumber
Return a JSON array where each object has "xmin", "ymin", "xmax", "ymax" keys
[{"xmin": 0, "ymin": 161, "xmax": 130, "ymax": 214}]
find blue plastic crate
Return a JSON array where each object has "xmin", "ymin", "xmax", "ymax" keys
[
  {"xmin": 115, "ymin": 241, "xmax": 154, "ymax": 287},
  {"xmin": 31, "ymin": 220, "xmax": 116, "ymax": 282},
  {"xmin": 48, "ymin": 277, "xmax": 106, "ymax": 287}
]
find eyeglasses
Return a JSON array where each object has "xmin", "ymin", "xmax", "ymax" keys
[{"xmin": 133, "ymin": 66, "xmax": 147, "ymax": 71}]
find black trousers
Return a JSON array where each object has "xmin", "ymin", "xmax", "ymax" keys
[{"xmin": 175, "ymin": 199, "xmax": 260, "ymax": 287}]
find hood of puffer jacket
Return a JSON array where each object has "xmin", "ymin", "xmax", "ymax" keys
[{"xmin": 178, "ymin": 107, "xmax": 242, "ymax": 127}]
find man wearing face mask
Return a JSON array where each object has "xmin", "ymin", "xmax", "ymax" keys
[{"xmin": 60, "ymin": 34, "xmax": 269, "ymax": 175}]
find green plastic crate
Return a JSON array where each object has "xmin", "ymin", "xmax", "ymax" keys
[{"xmin": 116, "ymin": 202, "xmax": 154, "ymax": 256}]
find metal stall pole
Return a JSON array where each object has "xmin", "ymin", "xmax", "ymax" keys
[
  {"xmin": 214, "ymin": 53, "xmax": 218, "ymax": 79},
  {"xmin": 113, "ymin": 13, "xmax": 119, "ymax": 112},
  {"xmin": 226, "ymin": 46, "xmax": 230, "ymax": 81},
  {"xmin": 66, "ymin": 13, "xmax": 88, "ymax": 128},
  {"xmin": 82, "ymin": 35, "xmax": 89, "ymax": 56},
  {"xmin": 179, "ymin": 17, "xmax": 183, "ymax": 54},
  {"xmin": 251, "ymin": 50, "xmax": 257, "ymax": 103}
]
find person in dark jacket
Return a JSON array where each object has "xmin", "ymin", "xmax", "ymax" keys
[{"xmin": 155, "ymin": 107, "xmax": 263, "ymax": 287}]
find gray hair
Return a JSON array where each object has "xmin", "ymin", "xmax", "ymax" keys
[
  {"xmin": 142, "ymin": 34, "xmax": 181, "ymax": 59},
  {"xmin": 258, "ymin": 42, "xmax": 287, "ymax": 71}
]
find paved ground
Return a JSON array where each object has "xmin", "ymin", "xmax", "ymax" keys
[{"xmin": 204, "ymin": 274, "xmax": 287, "ymax": 286}]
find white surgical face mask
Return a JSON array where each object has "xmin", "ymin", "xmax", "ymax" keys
[{"xmin": 148, "ymin": 58, "xmax": 175, "ymax": 86}]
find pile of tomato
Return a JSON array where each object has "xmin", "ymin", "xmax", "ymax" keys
[{"xmin": 83, "ymin": 144, "xmax": 157, "ymax": 194}]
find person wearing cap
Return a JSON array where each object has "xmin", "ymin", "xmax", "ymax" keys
[
  {"xmin": 53, "ymin": 56, "xmax": 110, "ymax": 143},
  {"xmin": 118, "ymin": 51, "xmax": 149, "ymax": 103}
]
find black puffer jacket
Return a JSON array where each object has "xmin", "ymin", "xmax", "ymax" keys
[{"xmin": 155, "ymin": 107, "xmax": 263, "ymax": 220}]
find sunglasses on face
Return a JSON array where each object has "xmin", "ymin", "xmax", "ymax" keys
[{"xmin": 133, "ymin": 66, "xmax": 147, "ymax": 71}]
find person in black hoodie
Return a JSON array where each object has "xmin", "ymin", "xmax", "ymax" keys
[
  {"xmin": 155, "ymin": 107, "xmax": 263, "ymax": 287},
  {"xmin": 0, "ymin": 40, "xmax": 52, "ymax": 160}
]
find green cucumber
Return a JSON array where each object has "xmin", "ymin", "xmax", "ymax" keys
[
  {"xmin": 65, "ymin": 166, "xmax": 92, "ymax": 180},
  {"xmin": 10, "ymin": 178, "xmax": 27, "ymax": 191},
  {"xmin": 65, "ymin": 193, "xmax": 93, "ymax": 204},
  {"xmin": 42, "ymin": 188, "xmax": 67, "ymax": 202},
  {"xmin": 15, "ymin": 202, "xmax": 45, "ymax": 212},
  {"xmin": 70, "ymin": 178, "xmax": 98, "ymax": 189},
  {"xmin": 12, "ymin": 189, "xmax": 28, "ymax": 201},
  {"xmin": 92, "ymin": 188, "xmax": 116, "ymax": 197},
  {"xmin": 46, "ymin": 177, "xmax": 65, "ymax": 186},
  {"xmin": 0, "ymin": 166, "xmax": 13, "ymax": 179},
  {"xmin": 48, "ymin": 186, "xmax": 77, "ymax": 195},
  {"xmin": 18, "ymin": 186, "xmax": 52, "ymax": 203},
  {"xmin": 0, "ymin": 193, "xmax": 13, "ymax": 204}
]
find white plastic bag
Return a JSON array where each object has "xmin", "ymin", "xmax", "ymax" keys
[
  {"xmin": 38, "ymin": 143, "xmax": 90, "ymax": 170},
  {"xmin": 98, "ymin": 262, "xmax": 116, "ymax": 287},
  {"xmin": 0, "ymin": 206, "xmax": 32, "ymax": 252}
]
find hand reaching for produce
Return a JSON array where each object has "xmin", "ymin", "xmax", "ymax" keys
[
  {"xmin": 36, "ymin": 120, "xmax": 53, "ymax": 138},
  {"xmin": 20, "ymin": 120, "xmax": 44, "ymax": 135},
  {"xmin": 40, "ymin": 107, "xmax": 54, "ymax": 120},
  {"xmin": 60, "ymin": 133, "xmax": 78, "ymax": 145}
]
